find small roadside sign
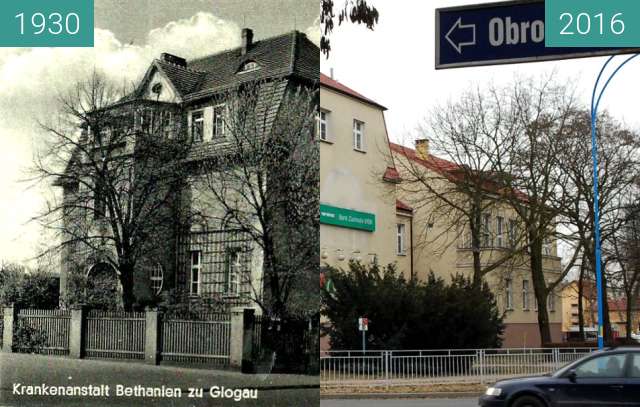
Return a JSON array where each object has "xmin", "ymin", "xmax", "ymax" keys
[{"xmin": 358, "ymin": 317, "xmax": 368, "ymax": 332}]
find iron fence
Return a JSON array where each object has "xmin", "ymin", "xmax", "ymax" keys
[{"xmin": 320, "ymin": 348, "xmax": 596, "ymax": 387}]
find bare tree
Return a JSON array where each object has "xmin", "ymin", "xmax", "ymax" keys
[
  {"xmin": 393, "ymin": 87, "xmax": 527, "ymax": 287},
  {"xmin": 194, "ymin": 80, "xmax": 319, "ymax": 320},
  {"xmin": 32, "ymin": 71, "xmax": 190, "ymax": 311},
  {"xmin": 491, "ymin": 76, "xmax": 585, "ymax": 344},
  {"xmin": 558, "ymin": 110, "xmax": 640, "ymax": 342}
]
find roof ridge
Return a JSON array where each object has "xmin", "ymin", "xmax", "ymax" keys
[
  {"xmin": 155, "ymin": 58, "xmax": 207, "ymax": 74},
  {"xmin": 187, "ymin": 29, "xmax": 304, "ymax": 65}
]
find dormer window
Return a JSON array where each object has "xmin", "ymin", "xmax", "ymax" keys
[{"xmin": 238, "ymin": 60, "xmax": 260, "ymax": 74}]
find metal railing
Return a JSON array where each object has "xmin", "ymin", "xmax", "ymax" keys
[{"xmin": 320, "ymin": 348, "xmax": 596, "ymax": 387}]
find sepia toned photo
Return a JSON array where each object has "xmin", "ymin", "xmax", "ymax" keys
[{"xmin": 0, "ymin": 1, "xmax": 320, "ymax": 406}]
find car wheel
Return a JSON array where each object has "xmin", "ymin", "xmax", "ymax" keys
[{"xmin": 512, "ymin": 395, "xmax": 545, "ymax": 407}]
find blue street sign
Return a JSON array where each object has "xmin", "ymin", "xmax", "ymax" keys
[{"xmin": 436, "ymin": 0, "xmax": 639, "ymax": 69}]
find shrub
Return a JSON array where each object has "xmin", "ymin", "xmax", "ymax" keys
[
  {"xmin": 321, "ymin": 261, "xmax": 504, "ymax": 351},
  {"xmin": 13, "ymin": 323, "xmax": 48, "ymax": 353}
]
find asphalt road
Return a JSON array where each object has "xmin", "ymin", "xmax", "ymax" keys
[
  {"xmin": 0, "ymin": 353, "xmax": 320, "ymax": 407},
  {"xmin": 322, "ymin": 399, "xmax": 478, "ymax": 407}
]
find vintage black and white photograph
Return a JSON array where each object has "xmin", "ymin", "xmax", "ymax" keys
[{"xmin": 0, "ymin": 1, "xmax": 320, "ymax": 406}]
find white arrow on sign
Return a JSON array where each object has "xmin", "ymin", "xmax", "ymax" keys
[{"xmin": 445, "ymin": 17, "xmax": 476, "ymax": 54}]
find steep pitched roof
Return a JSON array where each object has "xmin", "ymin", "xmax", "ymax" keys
[
  {"xmin": 320, "ymin": 73, "xmax": 386, "ymax": 110},
  {"xmin": 182, "ymin": 30, "xmax": 318, "ymax": 101},
  {"xmin": 154, "ymin": 59, "xmax": 205, "ymax": 96}
]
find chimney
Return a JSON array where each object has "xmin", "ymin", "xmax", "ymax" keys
[
  {"xmin": 160, "ymin": 53, "xmax": 187, "ymax": 68},
  {"xmin": 241, "ymin": 28, "xmax": 254, "ymax": 55},
  {"xmin": 415, "ymin": 139, "xmax": 430, "ymax": 160}
]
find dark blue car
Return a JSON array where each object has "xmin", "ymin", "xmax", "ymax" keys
[{"xmin": 479, "ymin": 348, "xmax": 640, "ymax": 407}]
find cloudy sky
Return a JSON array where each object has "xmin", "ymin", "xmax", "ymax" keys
[
  {"xmin": 0, "ymin": 0, "xmax": 318, "ymax": 266},
  {"xmin": 321, "ymin": 0, "xmax": 640, "ymax": 143}
]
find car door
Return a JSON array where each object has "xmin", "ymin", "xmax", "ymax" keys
[
  {"xmin": 622, "ymin": 352, "xmax": 640, "ymax": 406},
  {"xmin": 551, "ymin": 353, "xmax": 627, "ymax": 406}
]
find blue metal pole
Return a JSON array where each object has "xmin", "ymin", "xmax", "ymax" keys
[{"xmin": 590, "ymin": 54, "xmax": 639, "ymax": 349}]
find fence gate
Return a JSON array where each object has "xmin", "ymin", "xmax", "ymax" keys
[
  {"xmin": 160, "ymin": 313, "xmax": 231, "ymax": 366},
  {"xmin": 84, "ymin": 310, "xmax": 145, "ymax": 360}
]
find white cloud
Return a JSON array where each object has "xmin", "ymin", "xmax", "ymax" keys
[
  {"xmin": 305, "ymin": 16, "xmax": 320, "ymax": 46},
  {"xmin": 0, "ymin": 13, "xmax": 242, "ymax": 266}
]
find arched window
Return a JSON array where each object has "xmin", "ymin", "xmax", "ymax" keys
[{"xmin": 150, "ymin": 263, "xmax": 163, "ymax": 294}]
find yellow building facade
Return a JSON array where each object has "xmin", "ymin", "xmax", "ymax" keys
[{"xmin": 320, "ymin": 73, "xmax": 563, "ymax": 348}]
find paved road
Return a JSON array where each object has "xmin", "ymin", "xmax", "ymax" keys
[
  {"xmin": 322, "ymin": 398, "xmax": 478, "ymax": 407},
  {"xmin": 0, "ymin": 353, "xmax": 319, "ymax": 406}
]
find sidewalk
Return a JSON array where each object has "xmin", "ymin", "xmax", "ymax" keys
[{"xmin": 0, "ymin": 353, "xmax": 319, "ymax": 406}]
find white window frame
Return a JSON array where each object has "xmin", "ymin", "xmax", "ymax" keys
[
  {"xmin": 396, "ymin": 223, "xmax": 406, "ymax": 255},
  {"xmin": 505, "ymin": 278, "xmax": 513, "ymax": 311},
  {"xmin": 317, "ymin": 110, "xmax": 329, "ymax": 141},
  {"xmin": 522, "ymin": 279, "xmax": 530, "ymax": 310},
  {"xmin": 224, "ymin": 248, "xmax": 241, "ymax": 296},
  {"xmin": 150, "ymin": 263, "xmax": 163, "ymax": 294},
  {"xmin": 543, "ymin": 238, "xmax": 552, "ymax": 256},
  {"xmin": 212, "ymin": 104, "xmax": 226, "ymax": 139},
  {"xmin": 548, "ymin": 291, "xmax": 555, "ymax": 312},
  {"xmin": 162, "ymin": 111, "xmax": 173, "ymax": 139},
  {"xmin": 508, "ymin": 219, "xmax": 517, "ymax": 248},
  {"xmin": 496, "ymin": 216, "xmax": 504, "ymax": 248},
  {"xmin": 353, "ymin": 119, "xmax": 365, "ymax": 151},
  {"xmin": 482, "ymin": 213, "xmax": 492, "ymax": 247},
  {"xmin": 191, "ymin": 110, "xmax": 204, "ymax": 142},
  {"xmin": 190, "ymin": 251, "xmax": 202, "ymax": 295}
]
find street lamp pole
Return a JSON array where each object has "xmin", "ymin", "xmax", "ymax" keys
[{"xmin": 590, "ymin": 53, "xmax": 639, "ymax": 349}]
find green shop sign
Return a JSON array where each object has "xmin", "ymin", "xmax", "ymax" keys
[{"xmin": 320, "ymin": 204, "xmax": 375, "ymax": 232}]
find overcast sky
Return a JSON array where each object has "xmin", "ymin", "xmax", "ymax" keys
[
  {"xmin": 321, "ymin": 0, "xmax": 640, "ymax": 144},
  {"xmin": 0, "ymin": 0, "xmax": 318, "ymax": 267}
]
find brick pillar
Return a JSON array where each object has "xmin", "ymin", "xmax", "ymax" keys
[
  {"xmin": 241, "ymin": 308, "xmax": 255, "ymax": 373},
  {"xmin": 2, "ymin": 305, "xmax": 16, "ymax": 353},
  {"xmin": 69, "ymin": 305, "xmax": 86, "ymax": 359},
  {"xmin": 144, "ymin": 309, "xmax": 160, "ymax": 365}
]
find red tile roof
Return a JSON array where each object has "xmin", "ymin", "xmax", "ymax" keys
[
  {"xmin": 389, "ymin": 142, "xmax": 528, "ymax": 202},
  {"xmin": 396, "ymin": 199, "xmax": 413, "ymax": 212},
  {"xmin": 320, "ymin": 73, "xmax": 387, "ymax": 110}
]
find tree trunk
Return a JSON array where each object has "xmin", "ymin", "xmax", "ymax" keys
[
  {"xmin": 626, "ymin": 295, "xmax": 633, "ymax": 340},
  {"xmin": 578, "ymin": 260, "xmax": 586, "ymax": 341},
  {"xmin": 601, "ymin": 270, "xmax": 613, "ymax": 343},
  {"xmin": 471, "ymin": 204, "xmax": 483, "ymax": 287},
  {"xmin": 530, "ymin": 236, "xmax": 552, "ymax": 345},
  {"xmin": 118, "ymin": 264, "xmax": 135, "ymax": 312}
]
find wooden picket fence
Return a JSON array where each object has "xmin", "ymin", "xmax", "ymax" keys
[
  {"xmin": 161, "ymin": 312, "xmax": 231, "ymax": 365},
  {"xmin": 16, "ymin": 309, "xmax": 71, "ymax": 355},
  {"xmin": 85, "ymin": 310, "xmax": 146, "ymax": 360},
  {"xmin": 8, "ymin": 308, "xmax": 236, "ymax": 366}
]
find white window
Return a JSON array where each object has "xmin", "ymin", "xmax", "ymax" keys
[
  {"xmin": 543, "ymin": 238, "xmax": 552, "ymax": 256},
  {"xmin": 141, "ymin": 109, "xmax": 155, "ymax": 134},
  {"xmin": 496, "ymin": 216, "xmax": 504, "ymax": 248},
  {"xmin": 317, "ymin": 110, "xmax": 329, "ymax": 141},
  {"xmin": 396, "ymin": 223, "xmax": 406, "ymax": 255},
  {"xmin": 482, "ymin": 213, "xmax": 491, "ymax": 247},
  {"xmin": 150, "ymin": 263, "xmax": 163, "ymax": 294},
  {"xmin": 213, "ymin": 105, "xmax": 225, "ymax": 139},
  {"xmin": 505, "ymin": 278, "xmax": 513, "ymax": 310},
  {"xmin": 508, "ymin": 219, "xmax": 517, "ymax": 248},
  {"xmin": 522, "ymin": 279, "xmax": 530, "ymax": 310},
  {"xmin": 534, "ymin": 294, "xmax": 538, "ymax": 311},
  {"xmin": 353, "ymin": 119, "xmax": 365, "ymax": 151},
  {"xmin": 225, "ymin": 249, "xmax": 241, "ymax": 296},
  {"xmin": 548, "ymin": 291, "xmax": 555, "ymax": 312},
  {"xmin": 191, "ymin": 111, "xmax": 204, "ymax": 142},
  {"xmin": 238, "ymin": 61, "xmax": 260, "ymax": 73},
  {"xmin": 190, "ymin": 251, "xmax": 201, "ymax": 295}
]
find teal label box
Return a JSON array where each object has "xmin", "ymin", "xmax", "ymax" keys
[
  {"xmin": 0, "ymin": 0, "xmax": 94, "ymax": 47},
  {"xmin": 546, "ymin": 0, "xmax": 640, "ymax": 47}
]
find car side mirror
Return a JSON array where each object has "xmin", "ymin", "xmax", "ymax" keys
[{"xmin": 567, "ymin": 369, "xmax": 577, "ymax": 383}]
